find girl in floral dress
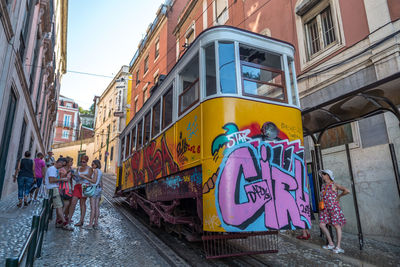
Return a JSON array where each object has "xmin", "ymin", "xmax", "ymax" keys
[{"xmin": 319, "ymin": 169, "xmax": 350, "ymax": 254}]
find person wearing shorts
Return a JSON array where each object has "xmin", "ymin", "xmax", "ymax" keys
[
  {"xmin": 45, "ymin": 158, "xmax": 73, "ymax": 231},
  {"xmin": 68, "ymin": 155, "xmax": 92, "ymax": 227}
]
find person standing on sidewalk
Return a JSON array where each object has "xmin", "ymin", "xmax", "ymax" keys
[
  {"xmin": 319, "ymin": 169, "xmax": 350, "ymax": 254},
  {"xmin": 81, "ymin": 160, "xmax": 103, "ymax": 229},
  {"xmin": 31, "ymin": 152, "xmax": 46, "ymax": 203},
  {"xmin": 45, "ymin": 158, "xmax": 73, "ymax": 231},
  {"xmin": 13, "ymin": 151, "xmax": 36, "ymax": 207},
  {"xmin": 68, "ymin": 155, "xmax": 92, "ymax": 227},
  {"xmin": 45, "ymin": 151, "xmax": 55, "ymax": 168}
]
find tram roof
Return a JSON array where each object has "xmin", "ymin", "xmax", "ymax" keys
[{"xmin": 302, "ymin": 71, "xmax": 400, "ymax": 136}]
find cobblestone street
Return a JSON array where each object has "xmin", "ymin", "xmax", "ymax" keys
[
  {"xmin": 33, "ymin": 197, "xmax": 170, "ymax": 266},
  {"xmin": 1, "ymin": 174, "xmax": 400, "ymax": 266}
]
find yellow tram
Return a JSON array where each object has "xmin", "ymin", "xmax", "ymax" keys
[{"xmin": 115, "ymin": 26, "xmax": 310, "ymax": 257}]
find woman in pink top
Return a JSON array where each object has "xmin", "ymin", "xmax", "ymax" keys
[{"xmin": 32, "ymin": 152, "xmax": 46, "ymax": 202}]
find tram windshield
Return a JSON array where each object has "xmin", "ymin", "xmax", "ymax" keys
[{"xmin": 240, "ymin": 44, "xmax": 286, "ymax": 102}]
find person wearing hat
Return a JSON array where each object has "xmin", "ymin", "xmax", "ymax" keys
[{"xmin": 318, "ymin": 169, "xmax": 350, "ymax": 254}]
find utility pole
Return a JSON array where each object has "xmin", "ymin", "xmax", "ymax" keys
[{"xmin": 104, "ymin": 125, "xmax": 110, "ymax": 172}]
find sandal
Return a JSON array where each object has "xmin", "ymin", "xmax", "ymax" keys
[
  {"xmin": 24, "ymin": 201, "xmax": 28, "ymax": 207},
  {"xmin": 83, "ymin": 225, "xmax": 93, "ymax": 230},
  {"xmin": 17, "ymin": 203, "xmax": 22, "ymax": 208},
  {"xmin": 74, "ymin": 222, "xmax": 83, "ymax": 227}
]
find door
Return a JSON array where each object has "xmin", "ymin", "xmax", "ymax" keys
[{"xmin": 0, "ymin": 91, "xmax": 17, "ymax": 198}]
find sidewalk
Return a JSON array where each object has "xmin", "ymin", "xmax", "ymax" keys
[
  {"xmin": 0, "ymin": 191, "xmax": 170, "ymax": 266},
  {"xmin": 0, "ymin": 191, "xmax": 43, "ymax": 266},
  {"xmin": 282, "ymin": 221, "xmax": 400, "ymax": 266}
]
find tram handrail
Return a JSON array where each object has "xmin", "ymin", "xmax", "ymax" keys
[{"xmin": 5, "ymin": 191, "xmax": 53, "ymax": 267}]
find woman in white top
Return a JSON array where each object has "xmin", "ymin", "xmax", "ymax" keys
[{"xmin": 81, "ymin": 159, "xmax": 102, "ymax": 229}]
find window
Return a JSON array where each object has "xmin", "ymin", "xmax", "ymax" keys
[
  {"xmin": 144, "ymin": 55, "xmax": 149, "ymax": 74},
  {"xmin": 305, "ymin": 6, "xmax": 336, "ymax": 58},
  {"xmin": 62, "ymin": 130, "xmax": 69, "ymax": 139},
  {"xmin": 66, "ymin": 103, "xmax": 72, "ymax": 108},
  {"xmin": 125, "ymin": 132, "xmax": 131, "ymax": 158},
  {"xmin": 185, "ymin": 24, "xmax": 195, "ymax": 46},
  {"xmin": 179, "ymin": 53, "xmax": 199, "ymax": 114},
  {"xmin": 154, "ymin": 73, "xmax": 159, "ymax": 85},
  {"xmin": 110, "ymin": 146, "xmax": 114, "ymax": 161},
  {"xmin": 136, "ymin": 69, "xmax": 140, "ymax": 85},
  {"xmin": 144, "ymin": 111, "xmax": 151, "ymax": 144},
  {"xmin": 320, "ymin": 124, "xmax": 353, "ymax": 149},
  {"xmin": 215, "ymin": 0, "xmax": 228, "ymax": 24},
  {"xmin": 63, "ymin": 115, "xmax": 71, "ymax": 127},
  {"xmin": 121, "ymin": 136, "xmax": 125, "ymax": 160},
  {"xmin": 163, "ymin": 87, "xmax": 173, "ymax": 129},
  {"xmin": 131, "ymin": 126, "xmax": 136, "ymax": 153},
  {"xmin": 205, "ymin": 43, "xmax": 216, "ymax": 96},
  {"xmin": 137, "ymin": 120, "xmax": 143, "ymax": 148},
  {"xmin": 240, "ymin": 44, "xmax": 286, "ymax": 102},
  {"xmin": 152, "ymin": 100, "xmax": 161, "ymax": 138},
  {"xmin": 113, "ymin": 121, "xmax": 116, "ymax": 132},
  {"xmin": 219, "ymin": 42, "xmax": 236, "ymax": 94},
  {"xmin": 155, "ymin": 38, "xmax": 160, "ymax": 59}
]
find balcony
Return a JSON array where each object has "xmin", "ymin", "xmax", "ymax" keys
[{"xmin": 55, "ymin": 120, "xmax": 76, "ymax": 129}]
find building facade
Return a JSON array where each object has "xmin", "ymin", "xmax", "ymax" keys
[
  {"xmin": 126, "ymin": 0, "xmax": 187, "ymax": 125},
  {"xmin": 0, "ymin": 0, "xmax": 68, "ymax": 199},
  {"xmin": 53, "ymin": 95, "xmax": 80, "ymax": 144},
  {"xmin": 127, "ymin": 0, "xmax": 400, "ymax": 243},
  {"xmin": 52, "ymin": 137, "xmax": 95, "ymax": 168},
  {"xmin": 94, "ymin": 65, "xmax": 130, "ymax": 174}
]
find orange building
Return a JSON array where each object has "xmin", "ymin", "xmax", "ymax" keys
[{"xmin": 127, "ymin": 0, "xmax": 187, "ymax": 124}]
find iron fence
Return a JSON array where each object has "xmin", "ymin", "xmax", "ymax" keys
[{"xmin": 5, "ymin": 192, "xmax": 53, "ymax": 267}]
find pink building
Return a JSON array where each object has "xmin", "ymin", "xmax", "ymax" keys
[{"xmin": 53, "ymin": 96, "xmax": 81, "ymax": 144}]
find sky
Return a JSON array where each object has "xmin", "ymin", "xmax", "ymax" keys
[{"xmin": 61, "ymin": 0, "xmax": 165, "ymax": 109}]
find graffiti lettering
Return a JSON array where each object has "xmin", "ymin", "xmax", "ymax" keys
[
  {"xmin": 129, "ymin": 135, "xmax": 179, "ymax": 187},
  {"xmin": 245, "ymin": 181, "xmax": 271, "ymax": 203},
  {"xmin": 187, "ymin": 115, "xmax": 198, "ymax": 141},
  {"xmin": 216, "ymin": 141, "xmax": 311, "ymax": 231},
  {"xmin": 177, "ymin": 138, "xmax": 189, "ymax": 158},
  {"xmin": 226, "ymin": 129, "xmax": 251, "ymax": 148}
]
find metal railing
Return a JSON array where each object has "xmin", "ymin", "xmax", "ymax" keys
[{"xmin": 5, "ymin": 193, "xmax": 53, "ymax": 267}]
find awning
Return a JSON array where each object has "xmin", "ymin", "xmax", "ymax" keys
[{"xmin": 302, "ymin": 72, "xmax": 400, "ymax": 136}]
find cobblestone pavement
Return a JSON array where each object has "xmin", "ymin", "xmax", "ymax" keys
[
  {"xmin": 33, "ymin": 196, "xmax": 170, "ymax": 266},
  {"xmin": 282, "ymin": 221, "xmax": 400, "ymax": 267},
  {"xmin": 0, "ymin": 191, "xmax": 44, "ymax": 266}
]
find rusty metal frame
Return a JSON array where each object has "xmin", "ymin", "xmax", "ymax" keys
[{"xmin": 202, "ymin": 231, "xmax": 278, "ymax": 259}]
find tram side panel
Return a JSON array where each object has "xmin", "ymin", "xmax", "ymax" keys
[
  {"xmin": 201, "ymin": 97, "xmax": 311, "ymax": 232},
  {"xmin": 118, "ymin": 107, "xmax": 203, "ymax": 202}
]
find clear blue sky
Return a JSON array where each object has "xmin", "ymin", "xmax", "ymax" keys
[{"xmin": 61, "ymin": 0, "xmax": 164, "ymax": 109}]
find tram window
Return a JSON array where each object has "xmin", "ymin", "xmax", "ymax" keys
[
  {"xmin": 152, "ymin": 100, "xmax": 161, "ymax": 138},
  {"xmin": 240, "ymin": 45, "xmax": 286, "ymax": 101},
  {"xmin": 219, "ymin": 42, "xmax": 237, "ymax": 94},
  {"xmin": 179, "ymin": 53, "xmax": 199, "ymax": 114},
  {"xmin": 125, "ymin": 132, "xmax": 131, "ymax": 158},
  {"xmin": 239, "ymin": 44, "xmax": 282, "ymax": 70},
  {"xmin": 162, "ymin": 87, "xmax": 173, "ymax": 129},
  {"xmin": 144, "ymin": 111, "xmax": 151, "ymax": 144},
  {"xmin": 121, "ymin": 136, "xmax": 125, "ymax": 161},
  {"xmin": 131, "ymin": 126, "xmax": 136, "ymax": 153},
  {"xmin": 205, "ymin": 43, "xmax": 216, "ymax": 96},
  {"xmin": 137, "ymin": 120, "xmax": 143, "ymax": 148}
]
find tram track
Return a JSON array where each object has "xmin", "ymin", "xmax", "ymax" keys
[{"xmin": 101, "ymin": 175, "xmax": 270, "ymax": 267}]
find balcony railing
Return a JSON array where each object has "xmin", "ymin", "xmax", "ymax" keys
[{"xmin": 55, "ymin": 120, "xmax": 76, "ymax": 129}]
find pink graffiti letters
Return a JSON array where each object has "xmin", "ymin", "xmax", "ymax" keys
[{"xmin": 215, "ymin": 141, "xmax": 311, "ymax": 231}]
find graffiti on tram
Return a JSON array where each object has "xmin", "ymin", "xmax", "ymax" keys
[
  {"xmin": 123, "ymin": 135, "xmax": 179, "ymax": 188},
  {"xmin": 205, "ymin": 122, "xmax": 311, "ymax": 232}
]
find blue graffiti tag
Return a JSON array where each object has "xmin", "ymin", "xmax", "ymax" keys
[{"xmin": 187, "ymin": 116, "xmax": 198, "ymax": 141}]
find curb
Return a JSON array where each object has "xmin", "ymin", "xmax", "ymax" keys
[
  {"xmin": 103, "ymin": 195, "xmax": 189, "ymax": 267},
  {"xmin": 280, "ymin": 234, "xmax": 377, "ymax": 267}
]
